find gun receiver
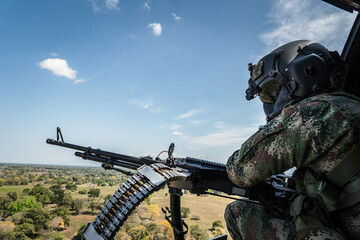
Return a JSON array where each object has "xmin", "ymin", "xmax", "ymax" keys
[{"xmin": 46, "ymin": 128, "xmax": 296, "ymax": 240}]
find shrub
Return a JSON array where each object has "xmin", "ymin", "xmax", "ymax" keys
[
  {"xmin": 6, "ymin": 196, "xmax": 41, "ymax": 216},
  {"xmin": 181, "ymin": 207, "xmax": 190, "ymax": 218},
  {"xmin": 7, "ymin": 192, "xmax": 17, "ymax": 202},
  {"xmin": 88, "ymin": 188, "xmax": 100, "ymax": 198},
  {"xmin": 23, "ymin": 208, "xmax": 50, "ymax": 231},
  {"xmin": 212, "ymin": 220, "xmax": 223, "ymax": 229},
  {"xmin": 65, "ymin": 183, "xmax": 77, "ymax": 192},
  {"xmin": 29, "ymin": 185, "xmax": 53, "ymax": 204},
  {"xmin": 190, "ymin": 225, "xmax": 209, "ymax": 240},
  {"xmin": 191, "ymin": 214, "xmax": 201, "ymax": 220}
]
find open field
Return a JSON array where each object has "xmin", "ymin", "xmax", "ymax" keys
[
  {"xmin": 151, "ymin": 188, "xmax": 233, "ymax": 231},
  {"xmin": 0, "ymin": 164, "xmax": 234, "ymax": 239}
]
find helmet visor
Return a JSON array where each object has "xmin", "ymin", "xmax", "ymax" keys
[{"xmin": 258, "ymin": 80, "xmax": 281, "ymax": 104}]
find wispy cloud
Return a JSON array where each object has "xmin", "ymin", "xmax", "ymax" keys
[
  {"xmin": 189, "ymin": 126, "xmax": 257, "ymax": 147},
  {"xmin": 170, "ymin": 124, "xmax": 182, "ymax": 130},
  {"xmin": 128, "ymin": 96, "xmax": 170, "ymax": 113},
  {"xmin": 38, "ymin": 58, "xmax": 85, "ymax": 84},
  {"xmin": 261, "ymin": 0, "xmax": 356, "ymax": 51},
  {"xmin": 191, "ymin": 120, "xmax": 204, "ymax": 125},
  {"xmin": 74, "ymin": 79, "xmax": 86, "ymax": 84},
  {"xmin": 50, "ymin": 52, "xmax": 58, "ymax": 57},
  {"xmin": 148, "ymin": 23, "xmax": 162, "ymax": 36},
  {"xmin": 88, "ymin": 0, "xmax": 119, "ymax": 13},
  {"xmin": 144, "ymin": 2, "xmax": 150, "ymax": 10},
  {"xmin": 177, "ymin": 109, "xmax": 204, "ymax": 119},
  {"xmin": 105, "ymin": 0, "xmax": 120, "ymax": 10},
  {"xmin": 172, "ymin": 131, "xmax": 184, "ymax": 136},
  {"xmin": 171, "ymin": 13, "xmax": 181, "ymax": 21},
  {"xmin": 91, "ymin": 1, "xmax": 100, "ymax": 13},
  {"xmin": 159, "ymin": 124, "xmax": 182, "ymax": 130},
  {"xmin": 128, "ymin": 97, "xmax": 154, "ymax": 109}
]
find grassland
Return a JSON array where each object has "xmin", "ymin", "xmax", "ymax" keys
[{"xmin": 0, "ymin": 164, "xmax": 234, "ymax": 239}]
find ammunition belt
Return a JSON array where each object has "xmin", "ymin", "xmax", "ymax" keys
[{"xmin": 83, "ymin": 163, "xmax": 190, "ymax": 240}]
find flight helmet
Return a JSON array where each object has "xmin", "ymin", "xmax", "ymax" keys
[{"xmin": 246, "ymin": 40, "xmax": 346, "ymax": 120}]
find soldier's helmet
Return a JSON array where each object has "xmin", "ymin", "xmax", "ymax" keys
[{"xmin": 246, "ymin": 40, "xmax": 346, "ymax": 120}]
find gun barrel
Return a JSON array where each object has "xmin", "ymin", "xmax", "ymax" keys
[
  {"xmin": 74, "ymin": 152, "xmax": 141, "ymax": 170},
  {"xmin": 46, "ymin": 138, "xmax": 159, "ymax": 166}
]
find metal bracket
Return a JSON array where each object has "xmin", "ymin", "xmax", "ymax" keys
[
  {"xmin": 166, "ymin": 143, "xmax": 175, "ymax": 167},
  {"xmin": 161, "ymin": 207, "xmax": 188, "ymax": 235}
]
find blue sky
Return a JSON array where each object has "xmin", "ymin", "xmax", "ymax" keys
[{"xmin": 0, "ymin": 0, "xmax": 357, "ymax": 166}]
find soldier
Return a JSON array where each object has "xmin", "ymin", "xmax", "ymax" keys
[{"xmin": 225, "ymin": 40, "xmax": 360, "ymax": 240}]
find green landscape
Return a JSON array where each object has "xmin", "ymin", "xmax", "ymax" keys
[{"xmin": 0, "ymin": 164, "xmax": 233, "ymax": 240}]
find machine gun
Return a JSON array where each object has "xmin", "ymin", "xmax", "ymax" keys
[{"xmin": 46, "ymin": 127, "xmax": 296, "ymax": 240}]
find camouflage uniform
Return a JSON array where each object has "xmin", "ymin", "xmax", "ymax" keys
[{"xmin": 225, "ymin": 92, "xmax": 360, "ymax": 240}]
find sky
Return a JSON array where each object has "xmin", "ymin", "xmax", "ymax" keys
[{"xmin": 0, "ymin": 0, "xmax": 357, "ymax": 167}]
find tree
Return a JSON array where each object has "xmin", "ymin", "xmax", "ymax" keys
[
  {"xmin": 51, "ymin": 206, "xmax": 69, "ymax": 219},
  {"xmin": 23, "ymin": 208, "xmax": 50, "ymax": 231},
  {"xmin": 78, "ymin": 190, "xmax": 87, "ymax": 194},
  {"xmin": 6, "ymin": 196, "xmax": 41, "ymax": 216},
  {"xmin": 181, "ymin": 207, "xmax": 190, "ymax": 218},
  {"xmin": 88, "ymin": 188, "xmax": 100, "ymax": 198},
  {"xmin": 65, "ymin": 183, "xmax": 77, "ymax": 192},
  {"xmin": 49, "ymin": 185, "xmax": 65, "ymax": 204},
  {"xmin": 72, "ymin": 224, "xmax": 87, "ymax": 240},
  {"xmin": 0, "ymin": 230, "xmax": 30, "ymax": 240},
  {"xmin": 104, "ymin": 194, "xmax": 111, "ymax": 202},
  {"xmin": 14, "ymin": 223, "xmax": 36, "ymax": 238},
  {"xmin": 127, "ymin": 225, "xmax": 151, "ymax": 240},
  {"xmin": 114, "ymin": 231, "xmax": 131, "ymax": 240},
  {"xmin": 0, "ymin": 196, "xmax": 12, "ymax": 218},
  {"xmin": 59, "ymin": 194, "xmax": 73, "ymax": 208},
  {"xmin": 29, "ymin": 185, "xmax": 53, "ymax": 204},
  {"xmin": 7, "ymin": 192, "xmax": 17, "ymax": 202},
  {"xmin": 160, "ymin": 220, "xmax": 173, "ymax": 239},
  {"xmin": 72, "ymin": 199, "xmax": 84, "ymax": 215},
  {"xmin": 88, "ymin": 199, "xmax": 101, "ymax": 213},
  {"xmin": 22, "ymin": 188, "xmax": 30, "ymax": 195},
  {"xmin": 190, "ymin": 225, "xmax": 209, "ymax": 240}
]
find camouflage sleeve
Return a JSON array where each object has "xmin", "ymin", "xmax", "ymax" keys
[{"xmin": 227, "ymin": 98, "xmax": 354, "ymax": 188}]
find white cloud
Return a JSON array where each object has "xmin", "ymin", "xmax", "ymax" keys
[
  {"xmin": 171, "ymin": 13, "xmax": 181, "ymax": 21},
  {"xmin": 159, "ymin": 124, "xmax": 182, "ymax": 131},
  {"xmin": 213, "ymin": 121, "xmax": 225, "ymax": 129},
  {"xmin": 177, "ymin": 109, "xmax": 204, "ymax": 119},
  {"xmin": 170, "ymin": 124, "xmax": 182, "ymax": 130},
  {"xmin": 88, "ymin": 0, "xmax": 100, "ymax": 13},
  {"xmin": 92, "ymin": 1, "xmax": 100, "ymax": 13},
  {"xmin": 172, "ymin": 131, "xmax": 184, "ymax": 136},
  {"xmin": 105, "ymin": 0, "xmax": 120, "ymax": 10},
  {"xmin": 191, "ymin": 120, "xmax": 204, "ymax": 125},
  {"xmin": 148, "ymin": 23, "xmax": 162, "ymax": 36},
  {"xmin": 189, "ymin": 126, "xmax": 257, "ymax": 147},
  {"xmin": 39, "ymin": 58, "xmax": 86, "ymax": 84},
  {"xmin": 261, "ymin": 0, "xmax": 356, "ymax": 51},
  {"xmin": 74, "ymin": 78, "xmax": 86, "ymax": 84},
  {"xmin": 144, "ymin": 2, "xmax": 150, "ymax": 10},
  {"xmin": 128, "ymin": 97, "xmax": 154, "ymax": 109},
  {"xmin": 39, "ymin": 58, "xmax": 77, "ymax": 79},
  {"xmin": 50, "ymin": 52, "xmax": 58, "ymax": 57}
]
